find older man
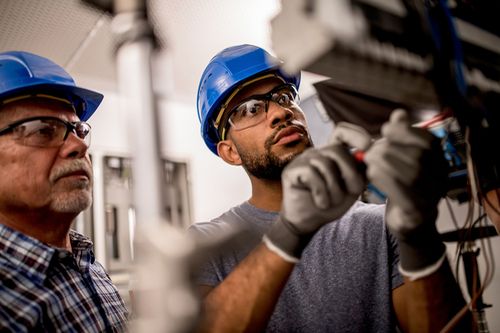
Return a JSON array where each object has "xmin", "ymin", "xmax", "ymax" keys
[{"xmin": 0, "ymin": 51, "xmax": 128, "ymax": 332}]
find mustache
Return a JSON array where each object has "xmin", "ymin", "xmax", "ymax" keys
[
  {"xmin": 49, "ymin": 159, "xmax": 92, "ymax": 183},
  {"xmin": 265, "ymin": 120, "xmax": 308, "ymax": 147}
]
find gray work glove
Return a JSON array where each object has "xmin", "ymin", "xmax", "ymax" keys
[
  {"xmin": 264, "ymin": 123, "xmax": 371, "ymax": 262},
  {"xmin": 364, "ymin": 110, "xmax": 449, "ymax": 274}
]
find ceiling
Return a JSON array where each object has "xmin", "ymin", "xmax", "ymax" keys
[{"xmin": 0, "ymin": 0, "xmax": 289, "ymax": 102}]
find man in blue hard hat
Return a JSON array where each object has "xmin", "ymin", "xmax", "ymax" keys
[
  {"xmin": 191, "ymin": 44, "xmax": 471, "ymax": 332},
  {"xmin": 0, "ymin": 51, "xmax": 128, "ymax": 331}
]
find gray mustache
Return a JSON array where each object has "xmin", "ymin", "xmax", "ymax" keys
[{"xmin": 49, "ymin": 160, "xmax": 92, "ymax": 183}]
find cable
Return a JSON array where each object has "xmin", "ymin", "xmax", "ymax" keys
[
  {"xmin": 470, "ymin": 213, "xmax": 487, "ymax": 229},
  {"xmin": 441, "ymin": 226, "xmax": 492, "ymax": 332},
  {"xmin": 437, "ymin": 0, "xmax": 467, "ymax": 96},
  {"xmin": 441, "ymin": 129, "xmax": 496, "ymax": 332},
  {"xmin": 424, "ymin": 0, "xmax": 468, "ymax": 100},
  {"xmin": 445, "ymin": 197, "xmax": 460, "ymax": 229}
]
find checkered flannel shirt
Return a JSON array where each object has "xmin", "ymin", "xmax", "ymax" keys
[{"xmin": 0, "ymin": 224, "xmax": 129, "ymax": 332}]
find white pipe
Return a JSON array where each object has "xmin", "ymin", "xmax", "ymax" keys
[{"xmin": 116, "ymin": 34, "xmax": 166, "ymax": 226}]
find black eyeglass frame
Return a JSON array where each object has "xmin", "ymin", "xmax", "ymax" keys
[
  {"xmin": 0, "ymin": 116, "xmax": 91, "ymax": 147},
  {"xmin": 221, "ymin": 83, "xmax": 301, "ymax": 136}
]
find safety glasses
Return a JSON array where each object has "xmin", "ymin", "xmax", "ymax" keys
[
  {"xmin": 226, "ymin": 83, "xmax": 301, "ymax": 133},
  {"xmin": 0, "ymin": 116, "xmax": 91, "ymax": 148}
]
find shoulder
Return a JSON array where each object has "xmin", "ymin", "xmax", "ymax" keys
[
  {"xmin": 188, "ymin": 203, "xmax": 268, "ymax": 254},
  {"xmin": 327, "ymin": 201, "xmax": 388, "ymax": 239},
  {"xmin": 188, "ymin": 211, "xmax": 240, "ymax": 237},
  {"xmin": 343, "ymin": 201, "xmax": 385, "ymax": 223},
  {"xmin": 351, "ymin": 200, "xmax": 386, "ymax": 214},
  {"xmin": 188, "ymin": 202, "xmax": 261, "ymax": 237}
]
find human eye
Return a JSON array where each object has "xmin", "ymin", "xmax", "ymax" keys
[
  {"xmin": 20, "ymin": 121, "xmax": 54, "ymax": 137},
  {"xmin": 231, "ymin": 100, "xmax": 264, "ymax": 121},
  {"xmin": 274, "ymin": 91, "xmax": 294, "ymax": 106},
  {"xmin": 14, "ymin": 119, "xmax": 62, "ymax": 146},
  {"xmin": 241, "ymin": 100, "xmax": 265, "ymax": 117}
]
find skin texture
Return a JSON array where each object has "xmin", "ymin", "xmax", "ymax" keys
[
  {"xmin": 483, "ymin": 189, "xmax": 500, "ymax": 232},
  {"xmin": 0, "ymin": 98, "xmax": 92, "ymax": 250},
  {"xmin": 217, "ymin": 78, "xmax": 312, "ymax": 211}
]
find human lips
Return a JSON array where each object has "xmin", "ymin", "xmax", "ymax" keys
[
  {"xmin": 273, "ymin": 125, "xmax": 306, "ymax": 146},
  {"xmin": 60, "ymin": 170, "xmax": 90, "ymax": 180},
  {"xmin": 51, "ymin": 161, "xmax": 92, "ymax": 183}
]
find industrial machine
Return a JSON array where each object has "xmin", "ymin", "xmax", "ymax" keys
[{"xmin": 273, "ymin": 0, "xmax": 499, "ymax": 195}]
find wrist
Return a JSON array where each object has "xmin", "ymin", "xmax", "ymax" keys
[
  {"xmin": 397, "ymin": 231, "xmax": 446, "ymax": 272},
  {"xmin": 399, "ymin": 251, "xmax": 447, "ymax": 281},
  {"xmin": 263, "ymin": 215, "xmax": 313, "ymax": 263}
]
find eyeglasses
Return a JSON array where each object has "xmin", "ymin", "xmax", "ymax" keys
[
  {"xmin": 226, "ymin": 83, "xmax": 301, "ymax": 133},
  {"xmin": 0, "ymin": 116, "xmax": 91, "ymax": 148}
]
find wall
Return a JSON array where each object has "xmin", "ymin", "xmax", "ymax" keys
[{"xmin": 87, "ymin": 89, "xmax": 251, "ymax": 225}]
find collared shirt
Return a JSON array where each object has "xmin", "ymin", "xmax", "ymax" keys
[{"xmin": 0, "ymin": 224, "xmax": 129, "ymax": 332}]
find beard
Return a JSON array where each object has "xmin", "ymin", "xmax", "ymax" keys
[
  {"xmin": 49, "ymin": 159, "xmax": 93, "ymax": 213},
  {"xmin": 50, "ymin": 180, "xmax": 93, "ymax": 213},
  {"xmin": 238, "ymin": 148, "xmax": 293, "ymax": 180},
  {"xmin": 235, "ymin": 123, "xmax": 313, "ymax": 180}
]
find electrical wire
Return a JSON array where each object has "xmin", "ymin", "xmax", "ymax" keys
[
  {"xmin": 440, "ymin": 128, "xmax": 496, "ymax": 333},
  {"xmin": 450, "ymin": 195, "xmax": 474, "ymax": 293},
  {"xmin": 445, "ymin": 197, "xmax": 459, "ymax": 229},
  {"xmin": 424, "ymin": 0, "xmax": 467, "ymax": 99},
  {"xmin": 437, "ymin": 0, "xmax": 467, "ymax": 96},
  {"xmin": 441, "ymin": 218, "xmax": 492, "ymax": 333}
]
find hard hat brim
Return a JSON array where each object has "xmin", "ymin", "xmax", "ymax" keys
[{"xmin": 0, "ymin": 82, "xmax": 103, "ymax": 121}]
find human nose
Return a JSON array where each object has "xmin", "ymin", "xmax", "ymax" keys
[
  {"xmin": 267, "ymin": 101, "xmax": 294, "ymax": 128},
  {"xmin": 58, "ymin": 131, "xmax": 89, "ymax": 159}
]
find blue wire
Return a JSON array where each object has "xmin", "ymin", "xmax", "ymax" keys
[
  {"xmin": 367, "ymin": 183, "xmax": 387, "ymax": 201},
  {"xmin": 438, "ymin": 0, "xmax": 467, "ymax": 96},
  {"xmin": 425, "ymin": 0, "xmax": 468, "ymax": 97}
]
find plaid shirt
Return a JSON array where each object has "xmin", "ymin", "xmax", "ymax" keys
[{"xmin": 0, "ymin": 224, "xmax": 129, "ymax": 332}]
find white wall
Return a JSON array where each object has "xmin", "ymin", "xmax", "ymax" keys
[
  {"xmin": 156, "ymin": 98, "xmax": 251, "ymax": 223},
  {"xmin": 87, "ymin": 90, "xmax": 251, "ymax": 225}
]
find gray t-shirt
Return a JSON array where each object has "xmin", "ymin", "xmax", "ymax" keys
[{"xmin": 189, "ymin": 200, "xmax": 403, "ymax": 332}]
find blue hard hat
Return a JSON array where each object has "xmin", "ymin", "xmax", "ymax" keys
[
  {"xmin": 0, "ymin": 51, "xmax": 103, "ymax": 121},
  {"xmin": 196, "ymin": 44, "xmax": 301, "ymax": 155}
]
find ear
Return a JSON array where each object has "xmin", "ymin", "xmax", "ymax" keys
[{"xmin": 217, "ymin": 139, "xmax": 242, "ymax": 166}]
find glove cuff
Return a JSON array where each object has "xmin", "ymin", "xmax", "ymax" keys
[
  {"xmin": 399, "ymin": 251, "xmax": 447, "ymax": 281},
  {"xmin": 263, "ymin": 215, "xmax": 313, "ymax": 263},
  {"xmin": 398, "ymin": 232, "xmax": 446, "ymax": 273}
]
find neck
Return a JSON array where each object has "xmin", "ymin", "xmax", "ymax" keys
[
  {"xmin": 0, "ymin": 210, "xmax": 75, "ymax": 251},
  {"xmin": 248, "ymin": 176, "xmax": 283, "ymax": 212}
]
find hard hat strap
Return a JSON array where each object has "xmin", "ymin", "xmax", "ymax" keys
[{"xmin": 1, "ymin": 93, "xmax": 76, "ymax": 113}]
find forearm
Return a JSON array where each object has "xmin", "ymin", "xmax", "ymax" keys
[
  {"xmin": 483, "ymin": 189, "xmax": 500, "ymax": 231},
  {"xmin": 197, "ymin": 243, "xmax": 295, "ymax": 333},
  {"xmin": 400, "ymin": 260, "xmax": 474, "ymax": 333}
]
